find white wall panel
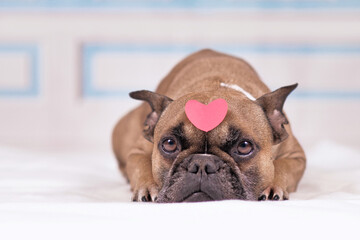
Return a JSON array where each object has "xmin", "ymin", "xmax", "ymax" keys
[
  {"xmin": 83, "ymin": 45, "xmax": 360, "ymax": 98},
  {"xmin": 241, "ymin": 54, "xmax": 360, "ymax": 91},
  {"xmin": 0, "ymin": 45, "xmax": 38, "ymax": 96},
  {"xmin": 88, "ymin": 50, "xmax": 185, "ymax": 95},
  {"xmin": 0, "ymin": 52, "xmax": 29, "ymax": 89}
]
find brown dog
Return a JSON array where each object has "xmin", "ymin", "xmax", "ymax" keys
[{"xmin": 112, "ymin": 49, "xmax": 306, "ymax": 202}]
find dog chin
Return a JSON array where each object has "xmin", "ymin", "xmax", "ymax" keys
[{"xmin": 182, "ymin": 191, "xmax": 213, "ymax": 202}]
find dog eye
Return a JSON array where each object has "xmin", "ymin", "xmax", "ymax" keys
[
  {"xmin": 237, "ymin": 141, "xmax": 253, "ymax": 155},
  {"xmin": 162, "ymin": 138, "xmax": 178, "ymax": 153}
]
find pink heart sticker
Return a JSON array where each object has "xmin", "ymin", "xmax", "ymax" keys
[{"xmin": 185, "ymin": 98, "xmax": 228, "ymax": 132}]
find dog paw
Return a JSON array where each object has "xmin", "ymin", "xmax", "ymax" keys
[
  {"xmin": 258, "ymin": 186, "xmax": 289, "ymax": 201},
  {"xmin": 132, "ymin": 183, "xmax": 159, "ymax": 202}
]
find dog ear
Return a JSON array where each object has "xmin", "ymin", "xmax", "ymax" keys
[
  {"xmin": 256, "ymin": 83, "xmax": 298, "ymax": 145},
  {"xmin": 130, "ymin": 90, "xmax": 173, "ymax": 142}
]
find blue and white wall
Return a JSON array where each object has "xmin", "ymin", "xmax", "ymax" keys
[{"xmin": 0, "ymin": 0, "xmax": 359, "ymax": 151}]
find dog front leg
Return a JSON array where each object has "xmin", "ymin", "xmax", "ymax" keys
[
  {"xmin": 126, "ymin": 140, "xmax": 159, "ymax": 202},
  {"xmin": 260, "ymin": 155, "xmax": 306, "ymax": 200},
  {"xmin": 259, "ymin": 136, "xmax": 306, "ymax": 201}
]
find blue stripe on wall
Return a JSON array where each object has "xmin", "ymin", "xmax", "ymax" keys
[
  {"xmin": 84, "ymin": 44, "xmax": 360, "ymax": 55},
  {"xmin": 292, "ymin": 91, "xmax": 360, "ymax": 100},
  {"xmin": 82, "ymin": 44, "xmax": 360, "ymax": 100},
  {"xmin": 1, "ymin": 0, "xmax": 360, "ymax": 9},
  {"xmin": 0, "ymin": 45, "xmax": 39, "ymax": 97}
]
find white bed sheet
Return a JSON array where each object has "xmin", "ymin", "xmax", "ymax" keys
[{"xmin": 1, "ymin": 141, "xmax": 360, "ymax": 240}]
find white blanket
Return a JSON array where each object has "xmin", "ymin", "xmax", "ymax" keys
[{"xmin": 1, "ymin": 142, "xmax": 360, "ymax": 240}]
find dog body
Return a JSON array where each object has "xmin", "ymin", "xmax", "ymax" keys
[{"xmin": 112, "ymin": 49, "xmax": 306, "ymax": 202}]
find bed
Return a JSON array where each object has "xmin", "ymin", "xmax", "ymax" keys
[{"xmin": 1, "ymin": 141, "xmax": 359, "ymax": 240}]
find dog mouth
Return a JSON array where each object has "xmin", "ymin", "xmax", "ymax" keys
[
  {"xmin": 182, "ymin": 191, "xmax": 213, "ymax": 202},
  {"xmin": 156, "ymin": 153, "xmax": 252, "ymax": 203}
]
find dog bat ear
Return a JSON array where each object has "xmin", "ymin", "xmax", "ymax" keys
[
  {"xmin": 129, "ymin": 90, "xmax": 173, "ymax": 142},
  {"xmin": 256, "ymin": 83, "xmax": 298, "ymax": 145}
]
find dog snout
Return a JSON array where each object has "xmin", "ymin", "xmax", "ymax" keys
[{"xmin": 187, "ymin": 154, "xmax": 220, "ymax": 175}]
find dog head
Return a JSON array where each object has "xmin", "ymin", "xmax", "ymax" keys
[{"xmin": 130, "ymin": 84, "xmax": 297, "ymax": 202}]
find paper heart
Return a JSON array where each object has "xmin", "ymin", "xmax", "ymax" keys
[{"xmin": 185, "ymin": 98, "xmax": 228, "ymax": 132}]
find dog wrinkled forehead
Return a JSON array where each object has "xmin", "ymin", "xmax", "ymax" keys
[{"xmin": 154, "ymin": 89, "xmax": 265, "ymax": 141}]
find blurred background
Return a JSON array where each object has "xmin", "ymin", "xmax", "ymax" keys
[{"xmin": 0, "ymin": 0, "xmax": 359, "ymax": 154}]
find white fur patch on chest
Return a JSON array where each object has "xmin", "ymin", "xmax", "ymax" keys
[{"xmin": 220, "ymin": 82, "xmax": 256, "ymax": 101}]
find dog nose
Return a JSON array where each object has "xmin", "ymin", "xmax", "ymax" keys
[{"xmin": 187, "ymin": 154, "xmax": 219, "ymax": 175}]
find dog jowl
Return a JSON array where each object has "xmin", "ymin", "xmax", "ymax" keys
[{"xmin": 112, "ymin": 49, "xmax": 306, "ymax": 203}]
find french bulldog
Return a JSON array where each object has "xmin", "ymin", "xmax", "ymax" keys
[{"xmin": 112, "ymin": 49, "xmax": 306, "ymax": 202}]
